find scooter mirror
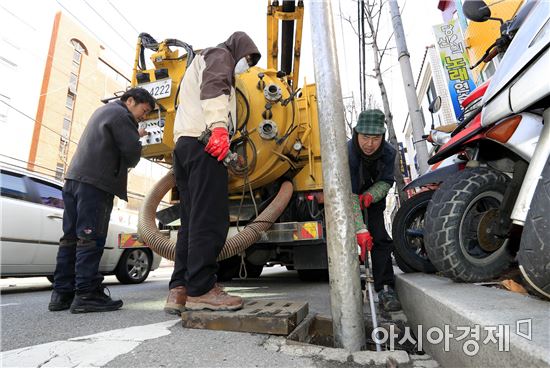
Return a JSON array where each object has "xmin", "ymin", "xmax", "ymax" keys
[
  {"xmin": 462, "ymin": 0, "xmax": 491, "ymax": 22},
  {"xmin": 429, "ymin": 96, "xmax": 442, "ymax": 114}
]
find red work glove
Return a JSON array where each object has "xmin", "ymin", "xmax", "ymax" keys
[
  {"xmin": 359, "ymin": 192, "xmax": 374, "ymax": 210},
  {"xmin": 204, "ymin": 127, "xmax": 229, "ymax": 161},
  {"xmin": 356, "ymin": 230, "xmax": 373, "ymax": 263}
]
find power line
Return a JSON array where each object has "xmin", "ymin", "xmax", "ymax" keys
[
  {"xmin": 82, "ymin": 0, "xmax": 135, "ymax": 50},
  {"xmin": 107, "ymin": 0, "xmax": 139, "ymax": 35},
  {"xmin": 1, "ymin": 100, "xmax": 170, "ymax": 172},
  {"xmin": 0, "ymin": 154, "xmax": 58, "ymax": 176},
  {"xmin": 54, "ymin": 0, "xmax": 133, "ymax": 71},
  {"xmin": 0, "ymin": 100, "xmax": 80, "ymax": 146}
]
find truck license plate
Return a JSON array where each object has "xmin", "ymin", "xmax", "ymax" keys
[{"xmin": 139, "ymin": 78, "xmax": 172, "ymax": 100}]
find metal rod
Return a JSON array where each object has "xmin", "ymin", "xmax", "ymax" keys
[
  {"xmin": 366, "ymin": 251, "xmax": 381, "ymax": 351},
  {"xmin": 310, "ymin": 0, "xmax": 367, "ymax": 352}
]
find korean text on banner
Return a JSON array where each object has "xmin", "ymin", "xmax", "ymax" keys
[{"xmin": 433, "ymin": 19, "xmax": 477, "ymax": 119}]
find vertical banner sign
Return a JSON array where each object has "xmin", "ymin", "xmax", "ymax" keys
[{"xmin": 433, "ymin": 20, "xmax": 477, "ymax": 119}]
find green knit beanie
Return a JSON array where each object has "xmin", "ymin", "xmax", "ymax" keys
[{"xmin": 354, "ymin": 109, "xmax": 386, "ymax": 135}]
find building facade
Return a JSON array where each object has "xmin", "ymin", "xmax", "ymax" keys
[{"xmin": 402, "ymin": 45, "xmax": 456, "ymax": 180}]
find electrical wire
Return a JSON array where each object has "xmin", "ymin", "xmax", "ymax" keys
[
  {"xmin": 107, "ymin": 0, "xmax": 139, "ymax": 35},
  {"xmin": 1, "ymin": 100, "xmax": 168, "ymax": 172},
  {"xmin": 55, "ymin": 0, "xmax": 133, "ymax": 70},
  {"xmin": 0, "ymin": 100, "xmax": 80, "ymax": 146},
  {"xmin": 82, "ymin": 0, "xmax": 134, "ymax": 50}
]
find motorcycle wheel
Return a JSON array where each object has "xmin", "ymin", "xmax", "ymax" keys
[
  {"xmin": 394, "ymin": 252, "xmax": 417, "ymax": 273},
  {"xmin": 425, "ymin": 167, "xmax": 514, "ymax": 282},
  {"xmin": 392, "ymin": 190, "xmax": 437, "ymax": 273},
  {"xmin": 518, "ymin": 156, "xmax": 550, "ymax": 300}
]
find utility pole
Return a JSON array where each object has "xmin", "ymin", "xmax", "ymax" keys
[
  {"xmin": 310, "ymin": 0, "xmax": 366, "ymax": 352},
  {"xmin": 389, "ymin": 0, "xmax": 430, "ymax": 174}
]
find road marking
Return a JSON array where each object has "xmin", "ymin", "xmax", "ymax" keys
[
  {"xmin": 0, "ymin": 303, "xmax": 19, "ymax": 307},
  {"xmin": 1, "ymin": 319, "xmax": 180, "ymax": 367}
]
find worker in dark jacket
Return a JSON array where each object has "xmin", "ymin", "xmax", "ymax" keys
[
  {"xmin": 348, "ymin": 109, "xmax": 402, "ymax": 312},
  {"xmin": 164, "ymin": 32, "xmax": 261, "ymax": 314},
  {"xmin": 49, "ymin": 88, "xmax": 155, "ymax": 314}
]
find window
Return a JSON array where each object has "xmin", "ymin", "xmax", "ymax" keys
[
  {"xmin": 31, "ymin": 179, "xmax": 64, "ymax": 209},
  {"xmin": 65, "ymin": 93, "xmax": 75, "ymax": 109},
  {"xmin": 62, "ymin": 117, "xmax": 71, "ymax": 138},
  {"xmin": 55, "ymin": 163, "xmax": 64, "ymax": 180},
  {"xmin": 59, "ymin": 137, "xmax": 68, "ymax": 158},
  {"xmin": 70, "ymin": 39, "xmax": 87, "ymax": 66},
  {"xmin": 69, "ymin": 72, "xmax": 78, "ymax": 93},
  {"xmin": 426, "ymin": 79, "xmax": 437, "ymax": 105},
  {"xmin": 0, "ymin": 171, "xmax": 27, "ymax": 200}
]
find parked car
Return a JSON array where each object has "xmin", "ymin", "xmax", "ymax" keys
[{"xmin": 0, "ymin": 163, "xmax": 161, "ymax": 284}]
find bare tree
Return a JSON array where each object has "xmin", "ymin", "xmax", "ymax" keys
[{"xmin": 344, "ymin": 0, "xmax": 408, "ymax": 205}]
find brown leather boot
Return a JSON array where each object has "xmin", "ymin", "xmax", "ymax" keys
[
  {"xmin": 164, "ymin": 286, "xmax": 187, "ymax": 315},
  {"xmin": 185, "ymin": 284, "xmax": 243, "ymax": 311}
]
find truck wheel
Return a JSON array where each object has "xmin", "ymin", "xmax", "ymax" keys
[
  {"xmin": 518, "ymin": 156, "xmax": 550, "ymax": 300},
  {"xmin": 425, "ymin": 167, "xmax": 513, "ymax": 282},
  {"xmin": 392, "ymin": 190, "xmax": 437, "ymax": 273},
  {"xmin": 116, "ymin": 248, "xmax": 152, "ymax": 284}
]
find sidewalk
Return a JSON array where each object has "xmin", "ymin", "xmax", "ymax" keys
[{"xmin": 395, "ymin": 272, "xmax": 550, "ymax": 367}]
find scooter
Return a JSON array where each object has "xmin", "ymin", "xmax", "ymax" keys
[
  {"xmin": 423, "ymin": 0, "xmax": 550, "ymax": 298},
  {"xmin": 391, "ymin": 80, "xmax": 489, "ymax": 274}
]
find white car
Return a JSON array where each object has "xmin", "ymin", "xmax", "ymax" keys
[{"xmin": 0, "ymin": 163, "xmax": 161, "ymax": 284}]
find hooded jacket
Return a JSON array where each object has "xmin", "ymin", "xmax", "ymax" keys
[
  {"xmin": 65, "ymin": 100, "xmax": 142, "ymax": 201},
  {"xmin": 173, "ymin": 31, "xmax": 261, "ymax": 140}
]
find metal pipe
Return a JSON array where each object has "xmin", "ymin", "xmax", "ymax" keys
[
  {"xmin": 366, "ymin": 251, "xmax": 381, "ymax": 351},
  {"xmin": 389, "ymin": 0, "xmax": 430, "ymax": 174},
  {"xmin": 310, "ymin": 0, "xmax": 366, "ymax": 352},
  {"xmin": 281, "ymin": 0, "xmax": 295, "ymax": 78},
  {"xmin": 511, "ymin": 108, "xmax": 550, "ymax": 224}
]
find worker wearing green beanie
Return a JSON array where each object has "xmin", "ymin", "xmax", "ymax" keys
[{"xmin": 348, "ymin": 109, "xmax": 401, "ymax": 312}]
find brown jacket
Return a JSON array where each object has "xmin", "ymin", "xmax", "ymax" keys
[{"xmin": 173, "ymin": 32, "xmax": 261, "ymax": 140}]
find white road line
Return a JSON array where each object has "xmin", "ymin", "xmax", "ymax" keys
[
  {"xmin": 1, "ymin": 319, "xmax": 180, "ymax": 367},
  {"xmin": 0, "ymin": 303, "xmax": 20, "ymax": 307}
]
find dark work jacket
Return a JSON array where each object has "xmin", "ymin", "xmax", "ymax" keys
[
  {"xmin": 347, "ymin": 140, "xmax": 396, "ymax": 195},
  {"xmin": 65, "ymin": 100, "xmax": 141, "ymax": 201}
]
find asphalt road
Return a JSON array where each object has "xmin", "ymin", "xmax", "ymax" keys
[{"xmin": 1, "ymin": 265, "xmax": 340, "ymax": 367}]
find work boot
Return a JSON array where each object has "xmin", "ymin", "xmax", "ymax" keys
[
  {"xmin": 70, "ymin": 286, "xmax": 123, "ymax": 314},
  {"xmin": 164, "ymin": 286, "xmax": 187, "ymax": 315},
  {"xmin": 185, "ymin": 284, "xmax": 243, "ymax": 311},
  {"xmin": 48, "ymin": 290, "xmax": 75, "ymax": 311},
  {"xmin": 378, "ymin": 285, "xmax": 402, "ymax": 312}
]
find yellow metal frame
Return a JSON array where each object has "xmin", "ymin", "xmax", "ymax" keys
[{"xmin": 266, "ymin": 1, "xmax": 304, "ymax": 88}]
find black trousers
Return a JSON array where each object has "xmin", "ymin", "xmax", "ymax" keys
[
  {"xmin": 54, "ymin": 180, "xmax": 114, "ymax": 293},
  {"xmin": 170, "ymin": 137, "xmax": 229, "ymax": 296},
  {"xmin": 365, "ymin": 200, "xmax": 395, "ymax": 292}
]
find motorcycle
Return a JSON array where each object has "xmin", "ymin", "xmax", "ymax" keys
[
  {"xmin": 392, "ymin": 81, "xmax": 488, "ymax": 273},
  {"xmin": 422, "ymin": 0, "xmax": 550, "ymax": 298}
]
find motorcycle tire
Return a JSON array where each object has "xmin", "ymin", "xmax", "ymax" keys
[
  {"xmin": 394, "ymin": 252, "xmax": 417, "ymax": 273},
  {"xmin": 425, "ymin": 167, "xmax": 514, "ymax": 282},
  {"xmin": 518, "ymin": 155, "xmax": 550, "ymax": 300},
  {"xmin": 392, "ymin": 190, "xmax": 437, "ymax": 273}
]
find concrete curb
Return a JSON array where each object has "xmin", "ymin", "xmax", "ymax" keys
[
  {"xmin": 262, "ymin": 335, "xmax": 411, "ymax": 366},
  {"xmin": 396, "ymin": 273, "xmax": 550, "ymax": 367}
]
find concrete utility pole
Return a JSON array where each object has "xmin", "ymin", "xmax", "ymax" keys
[
  {"xmin": 389, "ymin": 0, "xmax": 430, "ymax": 174},
  {"xmin": 310, "ymin": 0, "xmax": 366, "ymax": 352}
]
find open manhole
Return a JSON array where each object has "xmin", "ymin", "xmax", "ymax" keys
[{"xmin": 287, "ymin": 313, "xmax": 418, "ymax": 353}]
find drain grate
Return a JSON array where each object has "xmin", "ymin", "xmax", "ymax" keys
[{"xmin": 181, "ymin": 300, "xmax": 309, "ymax": 335}]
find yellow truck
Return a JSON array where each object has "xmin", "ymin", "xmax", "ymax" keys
[{"xmin": 132, "ymin": 1, "xmax": 330, "ymax": 280}]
